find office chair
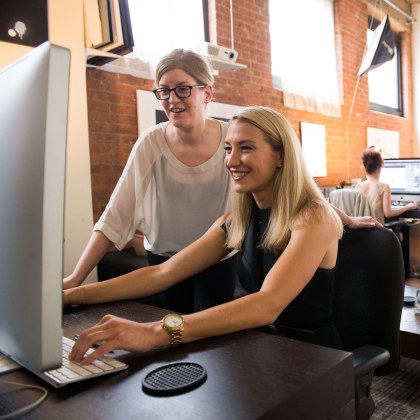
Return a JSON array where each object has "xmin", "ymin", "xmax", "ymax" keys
[
  {"xmin": 334, "ymin": 226, "xmax": 405, "ymax": 419},
  {"xmin": 329, "ymin": 188, "xmax": 403, "ymax": 237}
]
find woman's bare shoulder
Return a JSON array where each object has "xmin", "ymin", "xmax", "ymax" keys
[{"xmin": 294, "ymin": 200, "xmax": 339, "ymax": 229}]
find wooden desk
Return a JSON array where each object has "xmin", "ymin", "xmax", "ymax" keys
[
  {"xmin": 401, "ymin": 284, "xmax": 420, "ymax": 360},
  {"xmin": 0, "ymin": 301, "xmax": 355, "ymax": 419}
]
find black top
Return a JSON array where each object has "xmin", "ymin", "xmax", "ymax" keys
[{"xmin": 237, "ymin": 206, "xmax": 342, "ymax": 349}]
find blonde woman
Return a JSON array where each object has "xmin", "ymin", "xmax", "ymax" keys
[{"xmin": 66, "ymin": 106, "xmax": 345, "ymax": 364}]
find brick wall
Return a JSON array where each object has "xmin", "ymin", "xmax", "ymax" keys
[{"xmin": 87, "ymin": 0, "xmax": 414, "ymax": 222}]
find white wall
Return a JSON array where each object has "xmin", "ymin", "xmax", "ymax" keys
[
  {"xmin": 0, "ymin": 0, "xmax": 96, "ymax": 283},
  {"xmin": 413, "ymin": 4, "xmax": 420, "ymax": 155}
]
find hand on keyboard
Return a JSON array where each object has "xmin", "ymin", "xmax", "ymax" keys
[
  {"xmin": 44, "ymin": 336, "xmax": 127, "ymax": 386},
  {"xmin": 68, "ymin": 314, "xmax": 162, "ymax": 365}
]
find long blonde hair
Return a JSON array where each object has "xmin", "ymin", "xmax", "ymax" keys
[{"xmin": 225, "ymin": 106, "xmax": 342, "ymax": 252}]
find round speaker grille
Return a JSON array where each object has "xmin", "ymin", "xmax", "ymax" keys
[{"xmin": 142, "ymin": 362, "xmax": 207, "ymax": 396}]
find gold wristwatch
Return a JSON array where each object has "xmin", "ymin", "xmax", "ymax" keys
[{"xmin": 161, "ymin": 313, "xmax": 184, "ymax": 347}]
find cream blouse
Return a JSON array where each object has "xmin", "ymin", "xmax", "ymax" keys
[
  {"xmin": 356, "ymin": 181, "xmax": 388, "ymax": 224},
  {"xmin": 94, "ymin": 120, "xmax": 232, "ymax": 255}
]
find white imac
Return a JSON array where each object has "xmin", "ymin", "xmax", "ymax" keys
[
  {"xmin": 381, "ymin": 158, "xmax": 420, "ymax": 203},
  {"xmin": 0, "ymin": 42, "xmax": 70, "ymax": 373}
]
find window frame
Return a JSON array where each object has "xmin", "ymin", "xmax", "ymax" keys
[
  {"xmin": 202, "ymin": 0, "xmax": 210, "ymax": 42},
  {"xmin": 86, "ymin": 0, "xmax": 134, "ymax": 67},
  {"xmin": 367, "ymin": 18, "xmax": 403, "ymax": 117}
]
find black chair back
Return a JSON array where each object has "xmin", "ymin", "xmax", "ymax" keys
[{"xmin": 334, "ymin": 226, "xmax": 404, "ymax": 375}]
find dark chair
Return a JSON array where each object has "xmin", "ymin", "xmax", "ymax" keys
[{"xmin": 334, "ymin": 226, "xmax": 405, "ymax": 419}]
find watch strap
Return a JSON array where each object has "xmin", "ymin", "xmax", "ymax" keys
[{"xmin": 169, "ymin": 328, "xmax": 183, "ymax": 347}]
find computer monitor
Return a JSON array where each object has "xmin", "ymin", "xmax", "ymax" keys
[
  {"xmin": 381, "ymin": 158, "xmax": 420, "ymax": 197},
  {"xmin": 0, "ymin": 42, "xmax": 70, "ymax": 373}
]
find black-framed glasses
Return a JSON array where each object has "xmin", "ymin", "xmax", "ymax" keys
[{"xmin": 153, "ymin": 85, "xmax": 206, "ymax": 100}]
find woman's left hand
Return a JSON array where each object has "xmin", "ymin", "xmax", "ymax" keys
[{"xmin": 69, "ymin": 315, "xmax": 160, "ymax": 364}]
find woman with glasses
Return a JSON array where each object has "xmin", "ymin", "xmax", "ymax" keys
[
  {"xmin": 65, "ymin": 106, "xmax": 346, "ymax": 363},
  {"xmin": 63, "ymin": 49, "xmax": 238, "ymax": 313}
]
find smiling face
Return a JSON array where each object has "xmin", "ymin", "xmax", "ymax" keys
[
  {"xmin": 157, "ymin": 68, "xmax": 212, "ymax": 129},
  {"xmin": 224, "ymin": 119, "xmax": 283, "ymax": 209}
]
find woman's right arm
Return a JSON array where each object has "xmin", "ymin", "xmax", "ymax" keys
[
  {"xmin": 382, "ymin": 184, "xmax": 418, "ymax": 218},
  {"xmin": 63, "ymin": 231, "xmax": 115, "ymax": 289},
  {"xmin": 63, "ymin": 215, "xmax": 231, "ymax": 305}
]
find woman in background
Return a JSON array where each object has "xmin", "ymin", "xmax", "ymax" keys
[
  {"xmin": 65, "ymin": 106, "xmax": 345, "ymax": 364},
  {"xmin": 357, "ymin": 148, "xmax": 418, "ymax": 224}
]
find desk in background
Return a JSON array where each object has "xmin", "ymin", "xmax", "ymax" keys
[{"xmin": 0, "ymin": 301, "xmax": 355, "ymax": 420}]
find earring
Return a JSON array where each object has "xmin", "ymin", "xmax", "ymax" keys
[{"xmin": 277, "ymin": 163, "xmax": 282, "ymax": 168}]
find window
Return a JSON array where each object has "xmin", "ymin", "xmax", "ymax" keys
[
  {"xmin": 85, "ymin": 0, "xmax": 134, "ymax": 66},
  {"xmin": 269, "ymin": 0, "xmax": 341, "ymax": 117},
  {"xmin": 367, "ymin": 20, "xmax": 402, "ymax": 116},
  {"xmin": 87, "ymin": 0, "xmax": 207, "ymax": 74},
  {"xmin": 127, "ymin": 0, "xmax": 207, "ymax": 64}
]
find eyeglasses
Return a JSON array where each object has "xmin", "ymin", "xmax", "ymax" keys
[{"xmin": 153, "ymin": 85, "xmax": 206, "ymax": 100}]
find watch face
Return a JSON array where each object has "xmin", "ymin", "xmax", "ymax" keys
[{"xmin": 165, "ymin": 314, "xmax": 183, "ymax": 328}]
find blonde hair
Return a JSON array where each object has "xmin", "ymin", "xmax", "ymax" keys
[
  {"xmin": 225, "ymin": 106, "xmax": 342, "ymax": 252},
  {"xmin": 155, "ymin": 49, "xmax": 214, "ymax": 86}
]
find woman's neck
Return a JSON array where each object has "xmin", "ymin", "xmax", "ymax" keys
[
  {"xmin": 169, "ymin": 119, "xmax": 208, "ymax": 146},
  {"xmin": 165, "ymin": 119, "xmax": 221, "ymax": 166},
  {"xmin": 366, "ymin": 170, "xmax": 380, "ymax": 182}
]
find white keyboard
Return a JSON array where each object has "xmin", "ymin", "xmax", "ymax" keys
[{"xmin": 41, "ymin": 336, "xmax": 128, "ymax": 387}]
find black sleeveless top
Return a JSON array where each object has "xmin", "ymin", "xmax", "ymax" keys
[{"xmin": 237, "ymin": 206, "xmax": 342, "ymax": 349}]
